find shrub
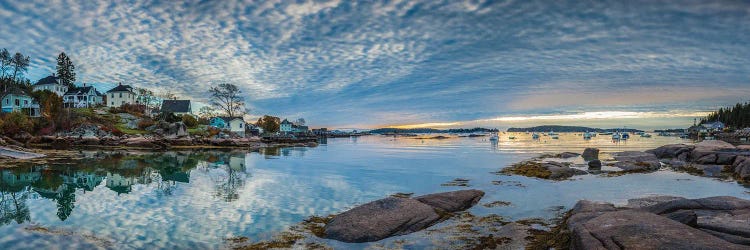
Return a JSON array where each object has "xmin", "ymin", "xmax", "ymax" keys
[
  {"xmin": 182, "ymin": 115, "xmax": 198, "ymax": 128},
  {"xmin": 137, "ymin": 119, "xmax": 156, "ymax": 130},
  {"xmin": 1, "ymin": 112, "xmax": 33, "ymax": 135},
  {"xmin": 110, "ymin": 104, "xmax": 146, "ymax": 116}
]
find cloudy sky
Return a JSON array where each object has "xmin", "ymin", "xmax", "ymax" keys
[{"xmin": 1, "ymin": 0, "xmax": 749, "ymax": 129}]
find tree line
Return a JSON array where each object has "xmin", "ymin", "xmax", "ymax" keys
[{"xmin": 701, "ymin": 102, "xmax": 750, "ymax": 129}]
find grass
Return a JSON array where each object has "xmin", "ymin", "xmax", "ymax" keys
[{"xmin": 114, "ymin": 123, "xmax": 148, "ymax": 135}]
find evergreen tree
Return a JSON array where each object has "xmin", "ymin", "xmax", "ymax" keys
[
  {"xmin": 56, "ymin": 52, "xmax": 76, "ymax": 88},
  {"xmin": 702, "ymin": 102, "xmax": 750, "ymax": 129},
  {"xmin": 10, "ymin": 52, "xmax": 30, "ymax": 83}
]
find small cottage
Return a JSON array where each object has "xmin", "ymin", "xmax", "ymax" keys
[
  {"xmin": 280, "ymin": 119, "xmax": 293, "ymax": 133},
  {"xmin": 1, "ymin": 89, "xmax": 41, "ymax": 117},
  {"xmin": 210, "ymin": 117, "xmax": 246, "ymax": 137},
  {"xmin": 106, "ymin": 83, "xmax": 137, "ymax": 107}
]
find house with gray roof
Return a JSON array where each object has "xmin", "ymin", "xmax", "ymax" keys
[{"xmin": 160, "ymin": 100, "xmax": 192, "ymax": 116}]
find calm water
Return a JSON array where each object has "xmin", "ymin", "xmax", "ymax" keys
[{"xmin": 1, "ymin": 134, "xmax": 749, "ymax": 249}]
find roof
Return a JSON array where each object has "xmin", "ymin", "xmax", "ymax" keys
[
  {"xmin": 281, "ymin": 119, "xmax": 292, "ymax": 125},
  {"xmin": 63, "ymin": 86, "xmax": 95, "ymax": 96},
  {"xmin": 161, "ymin": 100, "xmax": 191, "ymax": 113},
  {"xmin": 1, "ymin": 87, "xmax": 31, "ymax": 99},
  {"xmin": 107, "ymin": 84, "xmax": 134, "ymax": 93},
  {"xmin": 34, "ymin": 75, "xmax": 60, "ymax": 86}
]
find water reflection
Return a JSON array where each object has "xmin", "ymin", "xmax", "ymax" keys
[
  {"xmin": 0, "ymin": 151, "xmax": 255, "ymax": 227},
  {"xmin": 0, "ymin": 135, "xmax": 746, "ymax": 249}
]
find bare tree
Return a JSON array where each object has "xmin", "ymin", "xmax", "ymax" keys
[{"xmin": 209, "ymin": 83, "xmax": 245, "ymax": 118}]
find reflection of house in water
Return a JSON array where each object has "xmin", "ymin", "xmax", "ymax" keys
[
  {"xmin": 106, "ymin": 171, "xmax": 152, "ymax": 195},
  {"xmin": 0, "ymin": 166, "xmax": 43, "ymax": 191},
  {"xmin": 62, "ymin": 171, "xmax": 105, "ymax": 192}
]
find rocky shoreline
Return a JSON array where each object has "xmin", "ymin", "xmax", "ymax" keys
[
  {"xmin": 500, "ymin": 140, "xmax": 750, "ymax": 183},
  {"xmin": 228, "ymin": 140, "xmax": 750, "ymax": 249}
]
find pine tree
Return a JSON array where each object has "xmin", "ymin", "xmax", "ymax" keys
[{"xmin": 56, "ymin": 52, "xmax": 76, "ymax": 88}]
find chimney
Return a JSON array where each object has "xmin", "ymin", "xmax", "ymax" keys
[{"xmin": 118, "ymin": 82, "xmax": 122, "ymax": 86}]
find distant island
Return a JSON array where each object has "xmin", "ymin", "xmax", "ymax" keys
[
  {"xmin": 369, "ymin": 127, "xmax": 499, "ymax": 134},
  {"xmin": 506, "ymin": 125, "xmax": 643, "ymax": 133}
]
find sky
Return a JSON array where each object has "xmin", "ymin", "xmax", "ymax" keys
[{"xmin": 1, "ymin": 0, "xmax": 749, "ymax": 130}]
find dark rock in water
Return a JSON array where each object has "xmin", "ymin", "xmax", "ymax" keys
[
  {"xmin": 414, "ymin": 189, "xmax": 484, "ymax": 212},
  {"xmin": 696, "ymin": 154, "xmax": 718, "ymax": 164},
  {"xmin": 558, "ymin": 152, "xmax": 580, "ymax": 158},
  {"xmin": 646, "ymin": 144, "xmax": 694, "ymax": 159},
  {"xmin": 323, "ymin": 190, "xmax": 485, "ymax": 243},
  {"xmin": 587, "ymin": 159, "xmax": 601, "ymax": 170},
  {"xmin": 566, "ymin": 196, "xmax": 750, "ymax": 250},
  {"xmin": 612, "ymin": 151, "xmax": 661, "ymax": 171},
  {"xmin": 582, "ymin": 148, "xmax": 599, "ymax": 161},
  {"xmin": 501, "ymin": 161, "xmax": 586, "ymax": 180},
  {"xmin": 323, "ymin": 197, "xmax": 441, "ymax": 243}
]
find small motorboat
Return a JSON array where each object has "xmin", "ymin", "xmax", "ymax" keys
[
  {"xmin": 612, "ymin": 133, "xmax": 621, "ymax": 140},
  {"xmin": 641, "ymin": 133, "xmax": 652, "ymax": 138},
  {"xmin": 551, "ymin": 135, "xmax": 559, "ymax": 139},
  {"xmin": 508, "ymin": 136, "xmax": 516, "ymax": 140},
  {"xmin": 532, "ymin": 133, "xmax": 540, "ymax": 139}
]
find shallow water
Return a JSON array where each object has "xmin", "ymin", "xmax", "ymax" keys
[{"xmin": 0, "ymin": 134, "xmax": 748, "ymax": 249}]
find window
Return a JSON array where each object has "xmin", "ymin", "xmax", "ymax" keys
[
  {"xmin": 119, "ymin": 93, "xmax": 122, "ymax": 98},
  {"xmin": 23, "ymin": 100, "xmax": 28, "ymax": 105},
  {"xmin": 239, "ymin": 123, "xmax": 243, "ymax": 129},
  {"xmin": 111, "ymin": 94, "xmax": 114, "ymax": 98},
  {"xmin": 14, "ymin": 99, "xmax": 19, "ymax": 106},
  {"xmin": 111, "ymin": 102, "xmax": 114, "ymax": 106}
]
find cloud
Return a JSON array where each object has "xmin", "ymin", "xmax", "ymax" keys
[{"xmin": 0, "ymin": 0, "xmax": 747, "ymax": 128}]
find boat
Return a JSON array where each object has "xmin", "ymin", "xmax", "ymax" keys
[
  {"xmin": 508, "ymin": 136, "xmax": 516, "ymax": 140},
  {"xmin": 641, "ymin": 133, "xmax": 652, "ymax": 138},
  {"xmin": 489, "ymin": 133, "xmax": 499, "ymax": 141},
  {"xmin": 551, "ymin": 134, "xmax": 559, "ymax": 139},
  {"xmin": 612, "ymin": 132, "xmax": 621, "ymax": 140},
  {"xmin": 621, "ymin": 132, "xmax": 630, "ymax": 140},
  {"xmin": 532, "ymin": 133, "xmax": 540, "ymax": 139},
  {"xmin": 583, "ymin": 131, "xmax": 592, "ymax": 139},
  {"xmin": 548, "ymin": 131, "xmax": 558, "ymax": 136},
  {"xmin": 600, "ymin": 132, "xmax": 613, "ymax": 135}
]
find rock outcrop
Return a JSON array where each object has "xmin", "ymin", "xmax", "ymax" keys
[
  {"xmin": 649, "ymin": 141, "xmax": 750, "ymax": 182},
  {"xmin": 566, "ymin": 196, "xmax": 750, "ymax": 249},
  {"xmin": 500, "ymin": 161, "xmax": 587, "ymax": 180},
  {"xmin": 582, "ymin": 148, "xmax": 599, "ymax": 161},
  {"xmin": 611, "ymin": 151, "xmax": 661, "ymax": 171},
  {"xmin": 323, "ymin": 190, "xmax": 484, "ymax": 243}
]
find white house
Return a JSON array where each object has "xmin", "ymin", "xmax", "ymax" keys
[
  {"xmin": 280, "ymin": 119, "xmax": 293, "ymax": 133},
  {"xmin": 106, "ymin": 83, "xmax": 137, "ymax": 107},
  {"xmin": 210, "ymin": 117, "xmax": 246, "ymax": 137},
  {"xmin": 63, "ymin": 85, "xmax": 103, "ymax": 108},
  {"xmin": 1, "ymin": 89, "xmax": 41, "ymax": 117},
  {"xmin": 704, "ymin": 121, "xmax": 726, "ymax": 132},
  {"xmin": 32, "ymin": 74, "xmax": 69, "ymax": 97}
]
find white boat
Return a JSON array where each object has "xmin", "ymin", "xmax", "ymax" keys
[
  {"xmin": 489, "ymin": 133, "xmax": 499, "ymax": 141},
  {"xmin": 532, "ymin": 133, "xmax": 540, "ymax": 139},
  {"xmin": 612, "ymin": 132, "xmax": 621, "ymax": 140},
  {"xmin": 548, "ymin": 131, "xmax": 558, "ymax": 136},
  {"xmin": 641, "ymin": 133, "xmax": 652, "ymax": 138}
]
